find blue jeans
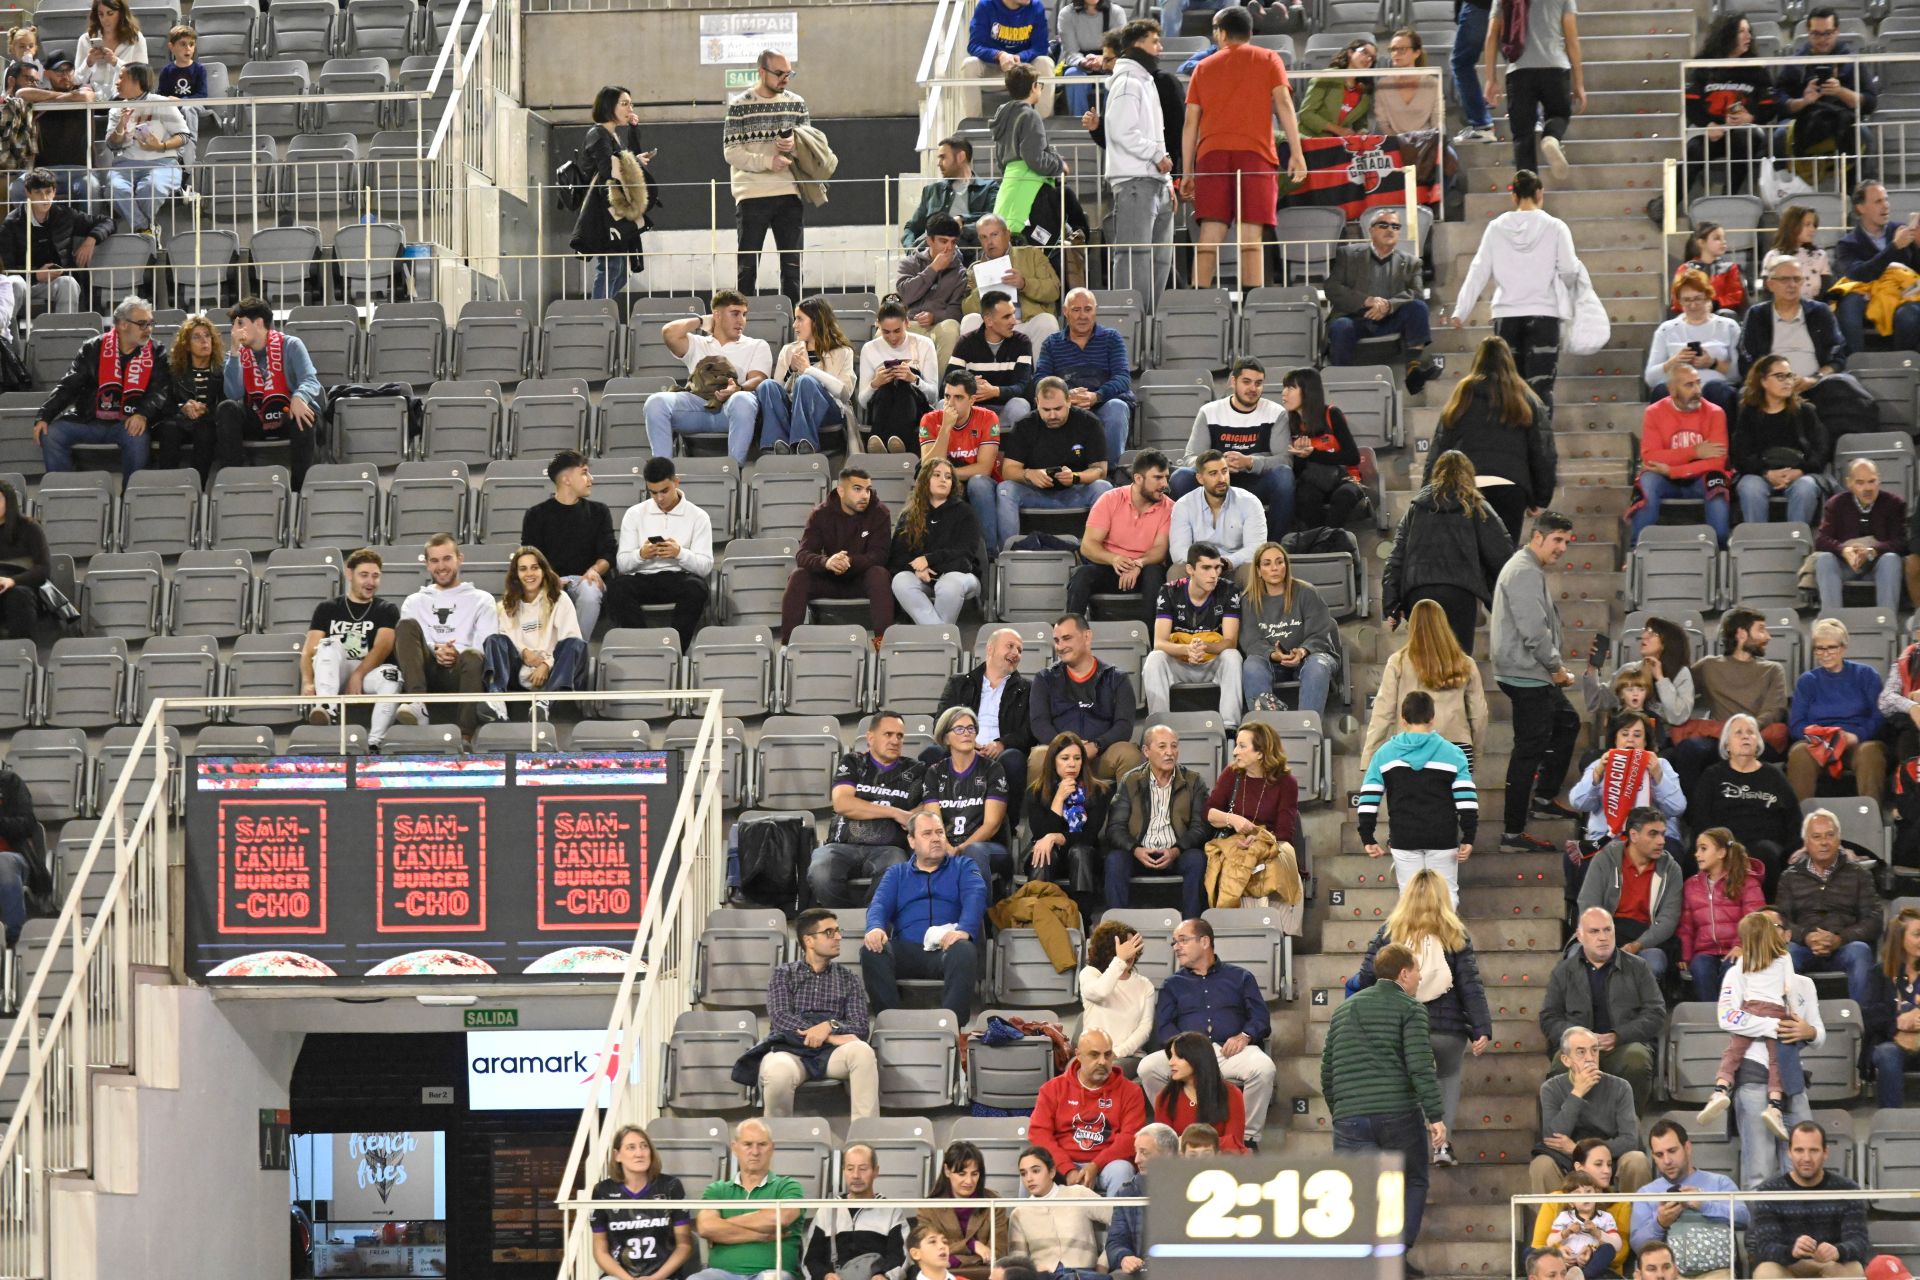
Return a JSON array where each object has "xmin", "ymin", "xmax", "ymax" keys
[
  {"xmin": 43, "ymin": 415, "xmax": 151, "ymax": 480},
  {"xmin": 1736, "ymin": 472, "xmax": 1823, "ymax": 526},
  {"xmin": 1629, "ymin": 473, "xmax": 1729, "ymax": 546},
  {"xmin": 1327, "ymin": 301, "xmax": 1433, "ymax": 365},
  {"xmin": 563, "ymin": 575, "xmax": 603, "ymax": 638},
  {"xmin": 1688, "ymin": 952, "xmax": 1731, "ymax": 1002},
  {"xmin": 1733, "ymin": 1082, "xmax": 1811, "ymax": 1188},
  {"xmin": 1813, "ymin": 549, "xmax": 1902, "ymax": 611},
  {"xmin": 1452, "ymin": 3, "xmax": 1493, "ymax": 128},
  {"xmin": 1094, "ymin": 399, "xmax": 1130, "ymax": 465},
  {"xmin": 755, "ymin": 376, "xmax": 842, "ymax": 451},
  {"xmin": 1634, "ymin": 943, "xmax": 1670, "ymax": 983},
  {"xmin": 966, "ymin": 473, "xmax": 1001, "ymax": 554},
  {"xmin": 1837, "ymin": 292, "xmax": 1920, "ymax": 355},
  {"xmin": 995, "ymin": 478, "xmax": 1111, "ymax": 546},
  {"xmin": 1062, "ymin": 63, "xmax": 1099, "ymax": 117},
  {"xmin": 1104, "ymin": 845, "xmax": 1206, "ymax": 919},
  {"xmin": 481, "ymin": 633, "xmax": 587, "ymax": 692},
  {"xmin": 644, "ymin": 389, "xmax": 758, "ymax": 465},
  {"xmin": 1332, "ymin": 1111, "xmax": 1429, "ymax": 1246},
  {"xmin": 1789, "ymin": 939, "xmax": 1877, "ymax": 1006},
  {"xmin": 1160, "ymin": 0, "xmax": 1222, "ymax": 38},
  {"xmin": 590, "ymin": 254, "xmax": 631, "ymax": 300},
  {"xmin": 107, "ymin": 160, "xmax": 182, "ymax": 233},
  {"xmin": 0, "ymin": 849, "xmax": 26, "ymax": 945},
  {"xmin": 1170, "ymin": 464, "xmax": 1295, "ymax": 534},
  {"xmin": 1874, "ymin": 1039, "xmax": 1920, "ymax": 1110},
  {"xmin": 954, "ymin": 839, "xmax": 1013, "ymax": 887},
  {"xmin": 1244, "ymin": 650, "xmax": 1337, "ymax": 715}
]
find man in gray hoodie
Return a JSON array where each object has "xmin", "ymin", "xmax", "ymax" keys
[{"xmin": 1490, "ymin": 509, "xmax": 1582, "ymax": 852}]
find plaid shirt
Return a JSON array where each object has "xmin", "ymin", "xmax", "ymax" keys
[{"xmin": 766, "ymin": 958, "xmax": 870, "ymax": 1039}]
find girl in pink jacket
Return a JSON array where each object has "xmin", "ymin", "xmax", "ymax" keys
[{"xmin": 1678, "ymin": 828, "xmax": 1767, "ymax": 1001}]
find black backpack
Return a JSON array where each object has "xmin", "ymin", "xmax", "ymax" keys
[
  {"xmin": 1282, "ymin": 526, "xmax": 1359, "ymax": 557},
  {"xmin": 555, "ymin": 157, "xmax": 592, "ymax": 212},
  {"xmin": 736, "ymin": 813, "xmax": 817, "ymax": 916}
]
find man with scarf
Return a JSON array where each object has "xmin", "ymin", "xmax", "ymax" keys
[
  {"xmin": 218, "ymin": 296, "xmax": 324, "ymax": 489},
  {"xmin": 1574, "ymin": 807, "xmax": 1685, "ymax": 984},
  {"xmin": 35, "ymin": 293, "xmax": 171, "ymax": 480}
]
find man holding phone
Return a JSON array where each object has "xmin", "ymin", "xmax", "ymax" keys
[
  {"xmin": 606, "ymin": 456, "xmax": 715, "ymax": 649},
  {"xmin": 1775, "ymin": 10, "xmax": 1875, "ymax": 170},
  {"xmin": 994, "ymin": 375, "xmax": 1114, "ymax": 545},
  {"xmin": 1832, "ymin": 180, "xmax": 1920, "ymax": 356}
]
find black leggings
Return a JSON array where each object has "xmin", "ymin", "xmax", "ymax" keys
[
  {"xmin": 0, "ymin": 583, "xmax": 35, "ymax": 639},
  {"xmin": 1295, "ymin": 476, "xmax": 1369, "ymax": 529},
  {"xmin": 1481, "ymin": 485, "xmax": 1530, "ymax": 545},
  {"xmin": 1495, "ymin": 314, "xmax": 1562, "ymax": 411},
  {"xmin": 1407, "ymin": 584, "xmax": 1480, "ymax": 652}
]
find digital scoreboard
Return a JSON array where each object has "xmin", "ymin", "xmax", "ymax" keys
[{"xmin": 1145, "ymin": 1155, "xmax": 1409, "ymax": 1280}]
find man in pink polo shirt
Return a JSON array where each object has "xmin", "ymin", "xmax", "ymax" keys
[{"xmin": 1067, "ymin": 448, "xmax": 1174, "ymax": 622}]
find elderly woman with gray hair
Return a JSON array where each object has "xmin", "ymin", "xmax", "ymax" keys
[
  {"xmin": 1685, "ymin": 713, "xmax": 1798, "ymax": 899},
  {"xmin": 921, "ymin": 704, "xmax": 1014, "ymax": 892}
]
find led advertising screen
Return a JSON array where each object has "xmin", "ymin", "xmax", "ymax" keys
[{"xmin": 183, "ymin": 752, "xmax": 678, "ymax": 981}]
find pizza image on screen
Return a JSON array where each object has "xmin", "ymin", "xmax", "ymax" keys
[
  {"xmin": 366, "ymin": 949, "xmax": 498, "ymax": 977},
  {"xmin": 525, "ymin": 945, "xmax": 630, "ymax": 975},
  {"xmin": 207, "ymin": 950, "xmax": 338, "ymax": 978}
]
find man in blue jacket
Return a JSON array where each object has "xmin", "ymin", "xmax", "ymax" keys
[
  {"xmin": 1831, "ymin": 180, "xmax": 1920, "ymax": 356},
  {"xmin": 860, "ymin": 811, "xmax": 987, "ymax": 1020},
  {"xmin": 1028, "ymin": 612, "xmax": 1145, "ymax": 782},
  {"xmin": 967, "ymin": 0, "xmax": 1054, "ymax": 87},
  {"xmin": 1135, "ymin": 918, "xmax": 1275, "ymax": 1148},
  {"xmin": 220, "ymin": 296, "xmax": 326, "ymax": 489}
]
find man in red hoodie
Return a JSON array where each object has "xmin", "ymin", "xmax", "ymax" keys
[
  {"xmin": 1030, "ymin": 1028, "xmax": 1145, "ymax": 1195},
  {"xmin": 1628, "ymin": 360, "xmax": 1731, "ymax": 549}
]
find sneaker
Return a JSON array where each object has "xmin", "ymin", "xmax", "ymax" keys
[
  {"xmin": 1762, "ymin": 1104, "xmax": 1790, "ymax": 1140},
  {"xmin": 1501, "ymin": 831, "xmax": 1556, "ymax": 853},
  {"xmin": 866, "ymin": 434, "xmax": 887, "ymax": 453},
  {"xmin": 1454, "ymin": 125, "xmax": 1497, "ymax": 144},
  {"xmin": 887, "ymin": 435, "xmax": 911, "ymax": 454},
  {"xmin": 768, "ymin": 439, "xmax": 791, "ymax": 455},
  {"xmin": 532, "ymin": 697, "xmax": 552, "ymax": 719},
  {"xmin": 1533, "ymin": 798, "xmax": 1583, "ymax": 822},
  {"xmin": 1540, "ymin": 134, "xmax": 1570, "ymax": 179},
  {"xmin": 394, "ymin": 702, "xmax": 424, "ymax": 727},
  {"xmin": 477, "ymin": 698, "xmax": 508, "ymax": 724},
  {"xmin": 1431, "ymin": 1142, "xmax": 1457, "ymax": 1168},
  {"xmin": 1696, "ymin": 1089, "xmax": 1732, "ymax": 1125},
  {"xmin": 793, "ymin": 439, "xmax": 816, "ymax": 455},
  {"xmin": 306, "ymin": 703, "xmax": 333, "ymax": 726}
]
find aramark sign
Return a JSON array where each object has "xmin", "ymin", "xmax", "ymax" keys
[{"xmin": 465, "ymin": 1029, "xmax": 638, "ymax": 1111}]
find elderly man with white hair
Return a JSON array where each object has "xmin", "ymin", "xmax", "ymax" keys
[
  {"xmin": 1777, "ymin": 808, "xmax": 1882, "ymax": 1006},
  {"xmin": 929, "ymin": 626, "xmax": 1033, "ymax": 825},
  {"xmin": 1529, "ymin": 1025, "xmax": 1655, "ymax": 1194},
  {"xmin": 1106, "ymin": 1123, "xmax": 1177, "ymax": 1270},
  {"xmin": 690, "ymin": 1117, "xmax": 809, "ymax": 1280},
  {"xmin": 1035, "ymin": 288, "xmax": 1136, "ymax": 465},
  {"xmin": 960, "ymin": 213, "xmax": 1062, "ymax": 349},
  {"xmin": 1813, "ymin": 458, "xmax": 1907, "ymax": 611}
]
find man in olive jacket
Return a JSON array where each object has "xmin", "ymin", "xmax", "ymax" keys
[
  {"xmin": 1540, "ymin": 907, "xmax": 1666, "ymax": 1109},
  {"xmin": 1104, "ymin": 724, "xmax": 1212, "ymax": 919},
  {"xmin": 1322, "ymin": 942, "xmax": 1445, "ymax": 1251}
]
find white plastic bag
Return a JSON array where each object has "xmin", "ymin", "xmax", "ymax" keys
[
  {"xmin": 1559, "ymin": 262, "xmax": 1612, "ymax": 355},
  {"xmin": 1757, "ymin": 158, "xmax": 1814, "ymax": 211}
]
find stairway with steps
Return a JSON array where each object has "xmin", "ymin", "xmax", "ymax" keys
[{"xmin": 1263, "ymin": 4, "xmax": 1694, "ymax": 1274}]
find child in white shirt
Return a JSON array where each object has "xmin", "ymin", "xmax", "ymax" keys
[{"xmin": 1696, "ymin": 909, "xmax": 1799, "ymax": 1140}]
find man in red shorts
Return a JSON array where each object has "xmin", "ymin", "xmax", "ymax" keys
[{"xmin": 1179, "ymin": 4, "xmax": 1307, "ymax": 289}]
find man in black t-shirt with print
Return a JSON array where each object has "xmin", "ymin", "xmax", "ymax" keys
[
  {"xmin": 809, "ymin": 711, "xmax": 927, "ymax": 907},
  {"xmin": 993, "ymin": 376, "xmax": 1114, "ymax": 543},
  {"xmin": 1142, "ymin": 541, "xmax": 1244, "ymax": 724},
  {"xmin": 298, "ymin": 547, "xmax": 406, "ymax": 747}
]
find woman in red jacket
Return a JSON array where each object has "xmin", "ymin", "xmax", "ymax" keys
[
  {"xmin": 1151, "ymin": 1031, "xmax": 1248, "ymax": 1154},
  {"xmin": 1678, "ymin": 828, "xmax": 1766, "ymax": 1001}
]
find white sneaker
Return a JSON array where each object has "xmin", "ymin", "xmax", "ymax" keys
[
  {"xmin": 532, "ymin": 697, "xmax": 552, "ymax": 720},
  {"xmin": 1696, "ymin": 1090, "xmax": 1732, "ymax": 1125},
  {"xmin": 1453, "ymin": 126, "xmax": 1496, "ymax": 144},
  {"xmin": 479, "ymin": 698, "xmax": 509, "ymax": 724},
  {"xmin": 306, "ymin": 703, "xmax": 333, "ymax": 726},
  {"xmin": 1540, "ymin": 134, "xmax": 1570, "ymax": 179},
  {"xmin": 394, "ymin": 702, "xmax": 425, "ymax": 727},
  {"xmin": 1763, "ymin": 1105, "xmax": 1791, "ymax": 1140}
]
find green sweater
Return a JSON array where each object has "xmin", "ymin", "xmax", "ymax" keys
[
  {"xmin": 700, "ymin": 1173, "xmax": 808, "ymax": 1276},
  {"xmin": 1320, "ymin": 981, "xmax": 1445, "ymax": 1122}
]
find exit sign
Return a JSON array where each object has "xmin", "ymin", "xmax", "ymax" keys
[
  {"xmin": 724, "ymin": 68, "xmax": 758, "ymax": 90},
  {"xmin": 464, "ymin": 1008, "xmax": 518, "ymax": 1028}
]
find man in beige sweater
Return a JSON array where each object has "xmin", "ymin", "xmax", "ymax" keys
[{"xmin": 722, "ymin": 49, "xmax": 810, "ymax": 303}]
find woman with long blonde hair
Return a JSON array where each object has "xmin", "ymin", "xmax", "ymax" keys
[
  {"xmin": 1238, "ymin": 540, "xmax": 1340, "ymax": 715},
  {"xmin": 1347, "ymin": 868, "xmax": 1490, "ymax": 1168},
  {"xmin": 1363, "ymin": 597, "xmax": 1487, "ymax": 769},
  {"xmin": 1383, "ymin": 449, "xmax": 1515, "ymax": 651},
  {"xmin": 152, "ymin": 314, "xmax": 226, "ymax": 481},
  {"xmin": 889, "ymin": 457, "xmax": 983, "ymax": 624},
  {"xmin": 591, "ymin": 1123, "xmax": 695, "ymax": 1280},
  {"xmin": 487, "ymin": 546, "xmax": 587, "ymax": 707},
  {"xmin": 1428, "ymin": 335, "xmax": 1556, "ymax": 542}
]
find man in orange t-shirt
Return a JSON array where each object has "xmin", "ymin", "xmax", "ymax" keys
[{"xmin": 1180, "ymin": 4, "xmax": 1307, "ymax": 290}]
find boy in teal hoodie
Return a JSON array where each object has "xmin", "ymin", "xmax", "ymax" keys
[{"xmin": 1357, "ymin": 691, "xmax": 1477, "ymax": 904}]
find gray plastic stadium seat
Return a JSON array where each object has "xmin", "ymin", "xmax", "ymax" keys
[
  {"xmin": 422, "ymin": 380, "xmax": 502, "ymax": 465},
  {"xmin": 135, "ymin": 635, "xmax": 222, "ymax": 725},
  {"xmin": 677, "ymin": 457, "xmax": 741, "ymax": 544},
  {"xmin": 1803, "ymin": 797, "xmax": 1887, "ymax": 863},
  {"xmin": 169, "ymin": 550, "xmax": 255, "ymax": 639},
  {"xmin": 686, "ymin": 624, "xmax": 779, "ymax": 715},
  {"xmin": 845, "ymin": 1117, "xmax": 937, "ymax": 1196},
  {"xmin": 1090, "ymin": 619, "xmax": 1151, "ymax": 712},
  {"xmin": 1320, "ymin": 366, "xmax": 1402, "ymax": 450},
  {"xmin": 249, "ymin": 226, "xmax": 325, "ymax": 311},
  {"xmin": 588, "ymin": 457, "xmax": 648, "ymax": 518},
  {"xmin": 169, "ymin": 228, "xmax": 243, "ymax": 312},
  {"xmin": 1135, "ymin": 383, "xmax": 1209, "ymax": 453},
  {"xmin": 314, "ymin": 57, "xmax": 391, "ymax": 135},
  {"xmin": 96, "ymin": 724, "xmax": 182, "ymax": 813},
  {"xmin": 387, "ymin": 461, "xmax": 471, "ymax": 545},
  {"xmin": 1142, "ymin": 710, "xmax": 1227, "ymax": 782},
  {"xmin": 453, "ymin": 300, "xmax": 532, "ymax": 384},
  {"xmin": 1261, "ymin": 709, "xmax": 1330, "ymax": 803},
  {"xmin": 1087, "ymin": 289, "xmax": 1144, "ymax": 367},
  {"xmin": 1290, "ymin": 550, "xmax": 1367, "ymax": 619},
  {"xmin": 470, "ymin": 721, "xmax": 559, "ymax": 753},
  {"xmin": 717, "ymin": 538, "xmax": 797, "ymax": 625},
  {"xmin": 972, "ymin": 621, "xmax": 1052, "ymax": 676},
  {"xmin": 871, "ymin": 1013, "xmax": 960, "ymax": 1113},
  {"xmin": 829, "ymin": 907, "xmax": 867, "ymax": 972},
  {"xmin": 1661, "ymin": 1002, "xmax": 1724, "ymax": 1103},
  {"xmin": 45, "ymin": 637, "xmax": 129, "ymax": 727},
  {"xmin": 0, "ymin": 394, "xmax": 46, "ymax": 480},
  {"xmin": 1726, "ymin": 523, "xmax": 1812, "ymax": 611},
  {"xmin": 197, "ymin": 136, "xmax": 278, "ymax": 221},
  {"xmin": 37, "ymin": 472, "xmax": 116, "ymax": 560},
  {"xmin": 564, "ymin": 719, "xmax": 655, "ymax": 751},
  {"xmin": 206, "ymin": 465, "xmax": 292, "ymax": 553},
  {"xmin": 298, "ymin": 465, "xmax": 380, "ymax": 548},
  {"xmin": 332, "ymin": 391, "xmax": 414, "ymax": 469},
  {"xmin": 945, "ymin": 1116, "xmax": 1030, "ymax": 1196},
  {"xmin": 7, "ymin": 729, "xmax": 90, "ymax": 820},
  {"xmin": 1832, "ymin": 606, "xmax": 1900, "ymax": 676},
  {"xmin": 287, "ymin": 723, "xmax": 369, "ymax": 754},
  {"xmin": 810, "ymin": 292, "xmax": 876, "ymax": 344},
  {"xmin": 992, "ymin": 547, "xmax": 1079, "ymax": 617},
  {"xmin": 366, "ymin": 302, "xmax": 445, "ymax": 385},
  {"xmin": 475, "ymin": 459, "xmax": 552, "ymax": 546},
  {"xmin": 661, "ymin": 716, "xmax": 750, "ymax": 809},
  {"xmin": 365, "ymin": 132, "xmax": 425, "ymax": 222},
  {"xmin": 1835, "ymin": 431, "xmax": 1919, "ymax": 503},
  {"xmin": 626, "ymin": 302, "xmax": 705, "ymax": 387},
  {"xmin": 259, "ymin": 548, "xmax": 347, "ymax": 634},
  {"xmin": 342, "ymin": 0, "xmax": 421, "ymax": 60},
  {"xmin": 80, "ymin": 552, "xmax": 164, "ymax": 640},
  {"xmin": 1203, "ymin": 906, "xmax": 1294, "ymax": 1001},
  {"xmin": 755, "ymin": 716, "xmax": 842, "ymax": 812},
  {"xmin": 189, "ymin": 1, "xmax": 260, "ymax": 69},
  {"xmin": 1630, "ymin": 526, "xmax": 1719, "ymax": 615},
  {"xmin": 862, "ymin": 452, "xmax": 919, "ymax": 516},
  {"xmin": 1097, "ymin": 908, "xmax": 1181, "ymax": 987},
  {"xmin": 695, "ymin": 906, "xmax": 788, "ymax": 1006},
  {"xmin": 0, "ymin": 641, "xmax": 38, "ymax": 731},
  {"xmin": 392, "ymin": 53, "xmax": 450, "ymax": 134},
  {"xmin": 860, "ymin": 711, "xmax": 934, "ymax": 761},
  {"xmin": 84, "ymin": 234, "xmax": 155, "ymax": 313},
  {"xmin": 1803, "ymin": 1000, "xmax": 1862, "ymax": 1102},
  {"xmin": 288, "ymin": 305, "xmax": 364, "ymax": 392},
  {"xmin": 1809, "ymin": 1109, "xmax": 1858, "ymax": 1180},
  {"xmin": 763, "ymin": 1116, "xmax": 834, "ymax": 1196},
  {"xmin": 1867, "ymin": 1111, "xmax": 1920, "ymax": 1216},
  {"xmin": 225, "ymin": 632, "xmax": 309, "ymax": 725},
  {"xmin": 1272, "ymin": 205, "xmax": 1346, "ymax": 284},
  {"xmin": 25, "ymin": 313, "xmax": 104, "ymax": 393},
  {"xmin": 661, "ymin": 1010, "xmax": 757, "ymax": 1111},
  {"xmin": 264, "ymin": 0, "xmax": 339, "ymax": 61},
  {"xmin": 1155, "ymin": 288, "xmax": 1233, "ymax": 367},
  {"xmin": 460, "ymin": 544, "xmax": 517, "ymax": 592},
  {"xmin": 120, "ymin": 467, "xmax": 201, "ymax": 554},
  {"xmin": 1242, "ymin": 285, "xmax": 1324, "ymax": 366},
  {"xmin": 1844, "ymin": 353, "xmax": 1920, "ymax": 428},
  {"xmin": 195, "ymin": 726, "xmax": 278, "ymax": 756},
  {"xmin": 234, "ymin": 60, "xmax": 312, "ymax": 139},
  {"xmin": 539, "ymin": 299, "xmax": 620, "ymax": 382},
  {"xmin": 334, "ymin": 221, "xmax": 408, "ymax": 305},
  {"xmin": 597, "ymin": 378, "xmax": 653, "ymax": 456},
  {"xmin": 55, "ymin": 821, "xmax": 105, "ymax": 918},
  {"xmin": 780, "ymin": 625, "xmax": 871, "ymax": 716},
  {"xmin": 965, "ymin": 1014, "xmax": 1058, "ymax": 1113},
  {"xmin": 378, "ymin": 722, "xmax": 464, "ymax": 754},
  {"xmin": 506, "ymin": 378, "xmax": 589, "ymax": 457},
  {"xmin": 593, "ymin": 628, "xmax": 683, "ymax": 720},
  {"xmin": 876, "ymin": 625, "xmax": 964, "ymax": 715},
  {"xmin": 646, "ymin": 1117, "xmax": 728, "ymax": 1200},
  {"xmin": 990, "ymin": 931, "xmax": 1081, "ymax": 1007}
]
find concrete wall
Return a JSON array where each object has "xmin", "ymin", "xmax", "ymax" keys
[{"xmin": 523, "ymin": 0, "xmax": 938, "ymax": 121}]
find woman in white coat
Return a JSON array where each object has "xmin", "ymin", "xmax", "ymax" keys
[{"xmin": 1448, "ymin": 168, "xmax": 1581, "ymax": 410}]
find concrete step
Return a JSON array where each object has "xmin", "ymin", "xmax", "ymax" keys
[
  {"xmin": 1298, "ymin": 1012, "xmax": 1547, "ymax": 1055},
  {"xmin": 1569, "ymin": 8, "xmax": 1693, "ymax": 38},
  {"xmin": 1322, "ymin": 883, "xmax": 1564, "ymax": 926},
  {"xmin": 1321, "ymin": 915, "xmax": 1563, "ymax": 955},
  {"xmin": 1461, "ymin": 188, "xmax": 1662, "ymax": 222},
  {"xmin": 1311, "ymin": 849, "xmax": 1563, "ymax": 890},
  {"xmin": 1410, "ymin": 1237, "xmax": 1528, "ymax": 1274},
  {"xmin": 1294, "ymin": 947, "xmax": 1562, "ymax": 998},
  {"xmin": 1285, "ymin": 1093, "xmax": 1538, "ymax": 1133}
]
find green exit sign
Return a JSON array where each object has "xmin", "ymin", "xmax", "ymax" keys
[
  {"xmin": 464, "ymin": 1008, "xmax": 518, "ymax": 1028},
  {"xmin": 724, "ymin": 67, "xmax": 758, "ymax": 90}
]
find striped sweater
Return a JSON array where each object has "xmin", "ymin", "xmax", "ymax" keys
[
  {"xmin": 722, "ymin": 88, "xmax": 810, "ymax": 202},
  {"xmin": 1356, "ymin": 730, "xmax": 1477, "ymax": 849}
]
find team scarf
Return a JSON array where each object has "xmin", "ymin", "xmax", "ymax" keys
[
  {"xmin": 239, "ymin": 329, "xmax": 293, "ymax": 429},
  {"xmin": 1598, "ymin": 747, "xmax": 1654, "ymax": 838},
  {"xmin": 1283, "ymin": 134, "xmax": 1441, "ymax": 219},
  {"xmin": 92, "ymin": 328, "xmax": 154, "ymax": 422},
  {"xmin": 1801, "ymin": 725, "xmax": 1859, "ymax": 779}
]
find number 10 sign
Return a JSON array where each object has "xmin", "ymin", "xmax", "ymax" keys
[{"xmin": 1144, "ymin": 1155, "xmax": 1408, "ymax": 1278}]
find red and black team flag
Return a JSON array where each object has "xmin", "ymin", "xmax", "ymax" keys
[{"xmin": 1282, "ymin": 133, "xmax": 1442, "ymax": 219}]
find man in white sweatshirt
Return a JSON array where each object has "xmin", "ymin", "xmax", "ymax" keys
[
  {"xmin": 1104, "ymin": 33, "xmax": 1173, "ymax": 314},
  {"xmin": 395, "ymin": 533, "xmax": 504, "ymax": 736},
  {"xmin": 1448, "ymin": 169, "xmax": 1581, "ymax": 409}
]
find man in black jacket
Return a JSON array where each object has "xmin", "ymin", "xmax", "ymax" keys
[
  {"xmin": 0, "ymin": 761, "xmax": 51, "ymax": 945},
  {"xmin": 35, "ymin": 294, "xmax": 171, "ymax": 480},
  {"xmin": 0, "ymin": 167, "xmax": 111, "ymax": 316},
  {"xmin": 1029, "ymin": 612, "xmax": 1144, "ymax": 781},
  {"xmin": 929, "ymin": 626, "xmax": 1034, "ymax": 820},
  {"xmin": 1739, "ymin": 258, "xmax": 1847, "ymax": 393},
  {"xmin": 520, "ymin": 449, "xmax": 618, "ymax": 639}
]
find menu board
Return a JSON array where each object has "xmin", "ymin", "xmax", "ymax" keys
[
  {"xmin": 184, "ymin": 753, "xmax": 678, "ymax": 981},
  {"xmin": 489, "ymin": 1139, "xmax": 569, "ymax": 1264}
]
